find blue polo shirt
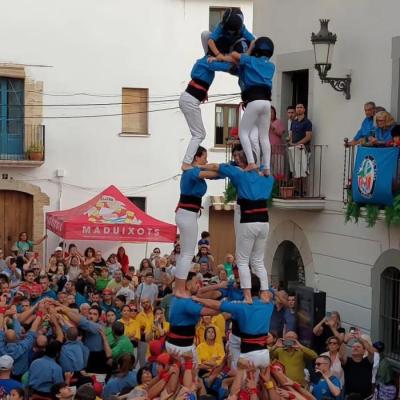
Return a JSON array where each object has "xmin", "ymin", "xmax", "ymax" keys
[
  {"xmin": 291, "ymin": 117, "xmax": 312, "ymax": 144},
  {"xmin": 168, "ymin": 297, "xmax": 203, "ymax": 326},
  {"xmin": 191, "ymin": 56, "xmax": 233, "ymax": 86},
  {"xmin": 0, "ymin": 331, "xmax": 36, "ymax": 376},
  {"xmin": 78, "ymin": 317, "xmax": 104, "ymax": 352},
  {"xmin": 311, "ymin": 376, "xmax": 341, "ymax": 400},
  {"xmin": 29, "ymin": 356, "xmax": 64, "ymax": 393},
  {"xmin": 238, "ymin": 54, "xmax": 275, "ymax": 91},
  {"xmin": 180, "ymin": 167, "xmax": 207, "ymax": 198},
  {"xmin": 60, "ymin": 340, "xmax": 90, "ymax": 373},
  {"xmin": 218, "ymin": 164, "xmax": 274, "ymax": 201},
  {"xmin": 353, "ymin": 117, "xmax": 374, "ymax": 141},
  {"xmin": 103, "ymin": 371, "xmax": 138, "ymax": 400},
  {"xmin": 220, "ymin": 299, "xmax": 274, "ymax": 336}
]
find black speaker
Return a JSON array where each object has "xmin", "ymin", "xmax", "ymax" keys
[{"xmin": 292, "ymin": 286, "xmax": 326, "ymax": 348}]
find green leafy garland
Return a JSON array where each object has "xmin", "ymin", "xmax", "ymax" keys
[{"xmin": 345, "ymin": 190, "xmax": 400, "ymax": 227}]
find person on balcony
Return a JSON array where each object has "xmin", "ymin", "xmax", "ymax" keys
[
  {"xmin": 288, "ymin": 103, "xmax": 312, "ymax": 196},
  {"xmin": 369, "ymin": 111, "xmax": 395, "ymax": 145},
  {"xmin": 269, "ymin": 105, "xmax": 286, "ymax": 176},
  {"xmin": 349, "ymin": 101, "xmax": 376, "ymax": 146}
]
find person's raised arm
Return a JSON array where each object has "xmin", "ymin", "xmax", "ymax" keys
[
  {"xmin": 33, "ymin": 234, "xmax": 48, "ymax": 246},
  {"xmin": 198, "ymin": 171, "xmax": 220, "ymax": 179},
  {"xmin": 191, "ymin": 296, "xmax": 221, "ymax": 311},
  {"xmin": 201, "ymin": 163, "xmax": 220, "ymax": 172},
  {"xmin": 98, "ymin": 328, "xmax": 113, "ymax": 368},
  {"xmin": 312, "ymin": 317, "xmax": 325, "ymax": 336},
  {"xmin": 48, "ymin": 306, "xmax": 64, "ymax": 342},
  {"xmin": 357, "ymin": 334, "xmax": 375, "ymax": 362},
  {"xmin": 57, "ymin": 304, "xmax": 81, "ymax": 325},
  {"xmin": 321, "ymin": 373, "xmax": 341, "ymax": 398}
]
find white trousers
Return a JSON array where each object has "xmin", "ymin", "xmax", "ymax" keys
[
  {"xmin": 288, "ymin": 146, "xmax": 310, "ymax": 178},
  {"xmin": 239, "ymin": 100, "xmax": 271, "ymax": 168},
  {"xmin": 175, "ymin": 208, "xmax": 198, "ymax": 279},
  {"xmin": 236, "ymin": 221, "xmax": 269, "ymax": 290},
  {"xmin": 179, "ymin": 91, "xmax": 207, "ymax": 165},
  {"xmin": 240, "ymin": 349, "xmax": 270, "ymax": 368},
  {"xmin": 201, "ymin": 31, "xmax": 211, "ymax": 54},
  {"xmin": 229, "ymin": 333, "xmax": 241, "ymax": 370},
  {"xmin": 165, "ymin": 342, "xmax": 198, "ymax": 364},
  {"xmin": 249, "ymin": 126, "xmax": 261, "ymax": 167}
]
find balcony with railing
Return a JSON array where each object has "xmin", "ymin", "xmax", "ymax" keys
[
  {"xmin": 221, "ymin": 138, "xmax": 327, "ymax": 210},
  {"xmin": 0, "ymin": 124, "xmax": 45, "ymax": 167},
  {"xmin": 343, "ymin": 139, "xmax": 400, "ymax": 227}
]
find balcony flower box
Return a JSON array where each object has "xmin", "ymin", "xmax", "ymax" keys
[
  {"xmin": 27, "ymin": 144, "xmax": 44, "ymax": 161},
  {"xmin": 279, "ymin": 186, "xmax": 295, "ymax": 199}
]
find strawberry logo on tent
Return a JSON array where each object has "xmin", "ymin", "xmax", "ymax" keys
[
  {"xmin": 357, "ymin": 155, "xmax": 377, "ymax": 199},
  {"xmin": 85, "ymin": 195, "xmax": 142, "ymax": 224}
]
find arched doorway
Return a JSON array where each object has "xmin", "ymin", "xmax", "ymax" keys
[
  {"xmin": 0, "ymin": 180, "xmax": 49, "ymax": 258},
  {"xmin": 271, "ymin": 240, "xmax": 306, "ymax": 289},
  {"xmin": 0, "ymin": 191, "xmax": 33, "ymax": 255}
]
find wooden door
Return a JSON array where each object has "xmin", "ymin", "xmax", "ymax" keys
[
  {"xmin": 0, "ymin": 190, "xmax": 33, "ymax": 256},
  {"xmin": 208, "ymin": 209, "xmax": 235, "ymax": 265}
]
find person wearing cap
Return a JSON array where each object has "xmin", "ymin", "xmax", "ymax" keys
[
  {"xmin": 207, "ymin": 7, "xmax": 255, "ymax": 60},
  {"xmin": 0, "ymin": 355, "xmax": 22, "ymax": 395},
  {"xmin": 54, "ymin": 246, "xmax": 64, "ymax": 263}
]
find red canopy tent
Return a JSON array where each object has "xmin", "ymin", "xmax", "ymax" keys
[{"xmin": 46, "ymin": 185, "xmax": 176, "ymax": 242}]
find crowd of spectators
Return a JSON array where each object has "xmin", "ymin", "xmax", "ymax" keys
[{"xmin": 0, "ymin": 231, "xmax": 396, "ymax": 400}]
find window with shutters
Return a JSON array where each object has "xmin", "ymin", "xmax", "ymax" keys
[
  {"xmin": 214, "ymin": 104, "xmax": 239, "ymax": 147},
  {"xmin": 121, "ymin": 88, "xmax": 148, "ymax": 135}
]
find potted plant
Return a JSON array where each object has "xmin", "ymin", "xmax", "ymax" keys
[{"xmin": 27, "ymin": 144, "xmax": 44, "ymax": 161}]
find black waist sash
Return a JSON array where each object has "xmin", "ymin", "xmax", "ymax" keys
[
  {"xmin": 239, "ymin": 331, "xmax": 269, "ymax": 353},
  {"xmin": 237, "ymin": 198, "xmax": 269, "ymax": 223},
  {"xmin": 242, "ymin": 85, "xmax": 271, "ymax": 103},
  {"xmin": 166, "ymin": 325, "xmax": 196, "ymax": 347},
  {"xmin": 185, "ymin": 79, "xmax": 210, "ymax": 102},
  {"xmin": 177, "ymin": 194, "xmax": 202, "ymax": 213}
]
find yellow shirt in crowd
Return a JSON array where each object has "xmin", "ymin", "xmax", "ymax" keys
[
  {"xmin": 195, "ymin": 323, "xmax": 223, "ymax": 346},
  {"xmin": 196, "ymin": 341, "xmax": 225, "ymax": 366},
  {"xmin": 118, "ymin": 318, "xmax": 140, "ymax": 341},
  {"xmin": 137, "ymin": 310, "xmax": 154, "ymax": 336}
]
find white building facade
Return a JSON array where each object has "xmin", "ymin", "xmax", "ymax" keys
[
  {"xmin": 254, "ymin": 0, "xmax": 400, "ymax": 363},
  {"xmin": 0, "ymin": 0, "xmax": 252, "ymax": 262}
]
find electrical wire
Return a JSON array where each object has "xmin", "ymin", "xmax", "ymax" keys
[
  {"xmin": 9, "ymin": 95, "xmax": 240, "ymax": 119},
  {"xmin": 7, "ymin": 92, "xmax": 241, "ymax": 107}
]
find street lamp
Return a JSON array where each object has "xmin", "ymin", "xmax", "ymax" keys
[{"xmin": 311, "ymin": 19, "xmax": 351, "ymax": 100}]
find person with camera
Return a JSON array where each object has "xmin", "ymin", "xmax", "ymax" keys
[
  {"xmin": 313, "ymin": 311, "xmax": 345, "ymax": 354},
  {"xmin": 270, "ymin": 331, "xmax": 318, "ymax": 386},
  {"xmin": 340, "ymin": 328, "xmax": 375, "ymax": 399},
  {"xmin": 311, "ymin": 355, "xmax": 342, "ymax": 399}
]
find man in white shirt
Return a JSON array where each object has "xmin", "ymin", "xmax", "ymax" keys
[{"xmin": 116, "ymin": 275, "xmax": 135, "ymax": 303}]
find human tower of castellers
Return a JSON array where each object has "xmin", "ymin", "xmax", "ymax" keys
[{"xmin": 170, "ymin": 3, "xmax": 277, "ymax": 381}]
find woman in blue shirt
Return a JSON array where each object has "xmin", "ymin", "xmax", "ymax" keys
[
  {"xmin": 370, "ymin": 111, "xmax": 395, "ymax": 144},
  {"xmin": 175, "ymin": 146, "xmax": 219, "ymax": 297}
]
